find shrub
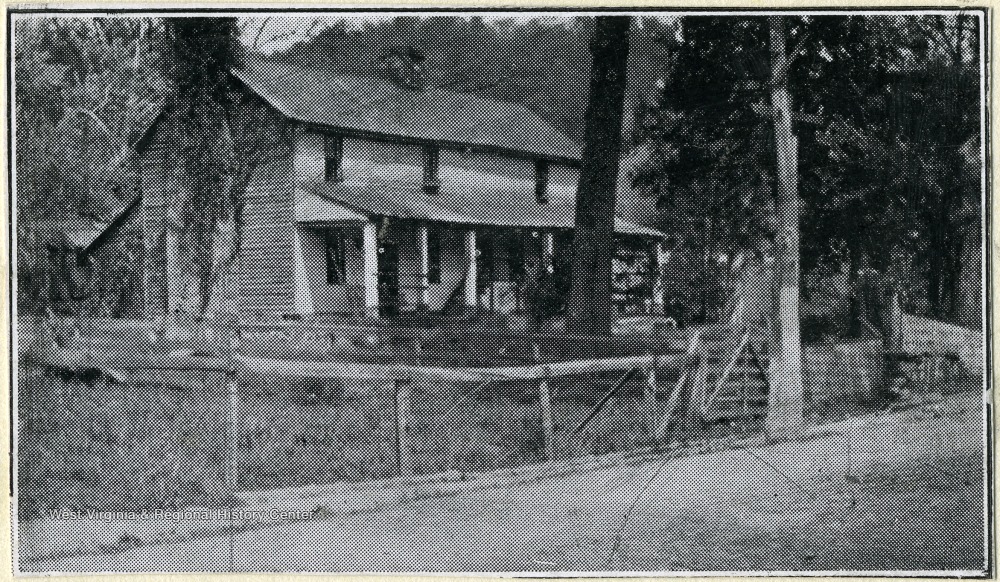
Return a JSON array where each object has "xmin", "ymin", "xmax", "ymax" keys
[{"xmin": 524, "ymin": 247, "xmax": 572, "ymax": 324}]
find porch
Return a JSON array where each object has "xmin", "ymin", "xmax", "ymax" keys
[
  {"xmin": 290, "ymin": 184, "xmax": 668, "ymax": 320},
  {"xmin": 291, "ymin": 218, "xmax": 667, "ymax": 320}
]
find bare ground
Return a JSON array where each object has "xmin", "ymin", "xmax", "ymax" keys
[{"xmin": 23, "ymin": 391, "xmax": 988, "ymax": 574}]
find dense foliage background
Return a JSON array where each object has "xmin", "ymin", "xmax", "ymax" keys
[{"xmin": 13, "ymin": 14, "xmax": 984, "ymax": 332}]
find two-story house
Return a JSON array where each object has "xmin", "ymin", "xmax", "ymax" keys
[{"xmin": 89, "ymin": 58, "xmax": 669, "ymax": 320}]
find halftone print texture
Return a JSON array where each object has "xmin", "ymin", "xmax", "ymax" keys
[{"xmin": 12, "ymin": 11, "xmax": 988, "ymax": 575}]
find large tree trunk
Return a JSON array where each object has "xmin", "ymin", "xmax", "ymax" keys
[
  {"xmin": 764, "ymin": 16, "xmax": 805, "ymax": 441},
  {"xmin": 847, "ymin": 244, "xmax": 862, "ymax": 338},
  {"xmin": 566, "ymin": 16, "xmax": 631, "ymax": 336}
]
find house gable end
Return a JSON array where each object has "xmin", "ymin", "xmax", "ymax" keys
[{"xmin": 131, "ymin": 94, "xmax": 298, "ymax": 318}]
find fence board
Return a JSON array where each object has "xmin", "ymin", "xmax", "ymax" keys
[
  {"xmin": 802, "ymin": 340, "xmax": 883, "ymax": 403},
  {"xmin": 25, "ymin": 343, "xmax": 695, "ymax": 384},
  {"xmin": 898, "ymin": 313, "xmax": 983, "ymax": 375}
]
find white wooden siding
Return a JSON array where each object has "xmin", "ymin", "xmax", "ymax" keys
[
  {"xmin": 293, "ymin": 130, "xmax": 577, "ymax": 199},
  {"xmin": 237, "ymin": 155, "xmax": 296, "ymax": 315}
]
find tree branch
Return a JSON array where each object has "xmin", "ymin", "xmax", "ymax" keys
[
  {"xmin": 251, "ymin": 17, "xmax": 272, "ymax": 51},
  {"xmin": 787, "ymin": 29, "xmax": 812, "ymax": 66}
]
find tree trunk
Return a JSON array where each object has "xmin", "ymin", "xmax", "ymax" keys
[
  {"xmin": 938, "ymin": 155, "xmax": 967, "ymax": 321},
  {"xmin": 566, "ymin": 16, "xmax": 631, "ymax": 336},
  {"xmin": 764, "ymin": 16, "xmax": 805, "ymax": 441},
  {"xmin": 847, "ymin": 245, "xmax": 862, "ymax": 338},
  {"xmin": 926, "ymin": 226, "xmax": 944, "ymax": 317}
]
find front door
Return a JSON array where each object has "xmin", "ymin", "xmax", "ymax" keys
[{"xmin": 377, "ymin": 242, "xmax": 400, "ymax": 317}]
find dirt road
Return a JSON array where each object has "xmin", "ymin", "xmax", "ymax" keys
[{"xmin": 25, "ymin": 392, "xmax": 987, "ymax": 574}]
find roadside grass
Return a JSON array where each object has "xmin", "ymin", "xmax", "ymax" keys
[
  {"xmin": 21, "ymin": 391, "xmax": 985, "ymax": 572},
  {"xmin": 20, "ymin": 354, "xmax": 942, "ymax": 524},
  {"xmin": 17, "ymin": 368, "xmax": 231, "ymax": 522},
  {"xmin": 18, "ymin": 367, "xmax": 688, "ymax": 522}
]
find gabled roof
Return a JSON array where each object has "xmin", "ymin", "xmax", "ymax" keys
[
  {"xmin": 231, "ymin": 60, "xmax": 583, "ymax": 164},
  {"xmin": 38, "ymin": 192, "xmax": 144, "ymax": 253},
  {"xmin": 127, "ymin": 100, "xmax": 166, "ymax": 153},
  {"xmin": 297, "ymin": 179, "xmax": 666, "ymax": 239},
  {"xmin": 83, "ymin": 194, "xmax": 143, "ymax": 253},
  {"xmin": 35, "ymin": 218, "xmax": 107, "ymax": 250}
]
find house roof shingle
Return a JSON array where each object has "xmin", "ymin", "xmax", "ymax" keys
[{"xmin": 231, "ymin": 61, "xmax": 583, "ymax": 164}]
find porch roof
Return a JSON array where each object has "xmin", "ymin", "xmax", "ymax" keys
[
  {"xmin": 295, "ymin": 188, "xmax": 369, "ymax": 223},
  {"xmin": 296, "ymin": 180, "xmax": 667, "ymax": 238}
]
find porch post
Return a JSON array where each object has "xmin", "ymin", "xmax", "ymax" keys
[
  {"xmin": 464, "ymin": 229, "xmax": 478, "ymax": 312},
  {"xmin": 416, "ymin": 223, "xmax": 430, "ymax": 308},
  {"xmin": 652, "ymin": 241, "xmax": 666, "ymax": 315},
  {"xmin": 362, "ymin": 221, "xmax": 379, "ymax": 318},
  {"xmin": 542, "ymin": 231, "xmax": 555, "ymax": 269}
]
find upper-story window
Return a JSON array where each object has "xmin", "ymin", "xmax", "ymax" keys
[
  {"xmin": 324, "ymin": 134, "xmax": 344, "ymax": 183},
  {"xmin": 423, "ymin": 146, "xmax": 440, "ymax": 194},
  {"xmin": 534, "ymin": 160, "xmax": 550, "ymax": 204}
]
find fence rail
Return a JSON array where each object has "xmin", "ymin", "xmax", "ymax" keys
[
  {"xmin": 25, "ymin": 342, "xmax": 696, "ymax": 384},
  {"xmin": 19, "ymin": 315, "xmax": 709, "ymax": 503},
  {"xmin": 21, "ymin": 315, "xmax": 695, "ymax": 365}
]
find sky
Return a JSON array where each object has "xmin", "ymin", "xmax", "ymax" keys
[
  {"xmin": 238, "ymin": 15, "xmax": 545, "ymax": 55},
  {"xmin": 237, "ymin": 14, "xmax": 681, "ymax": 55}
]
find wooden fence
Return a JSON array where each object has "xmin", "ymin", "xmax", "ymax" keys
[
  {"xmin": 21, "ymin": 316, "xmax": 694, "ymax": 366},
  {"xmin": 20, "ymin": 316, "xmax": 707, "ymax": 489},
  {"xmin": 882, "ymin": 294, "xmax": 984, "ymax": 376},
  {"xmin": 30, "ymin": 303, "xmax": 974, "ymax": 502},
  {"xmin": 802, "ymin": 340, "xmax": 884, "ymax": 404}
]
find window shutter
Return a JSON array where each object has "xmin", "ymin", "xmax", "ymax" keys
[
  {"xmin": 535, "ymin": 160, "xmax": 550, "ymax": 204},
  {"xmin": 324, "ymin": 134, "xmax": 343, "ymax": 183},
  {"xmin": 423, "ymin": 147, "xmax": 440, "ymax": 194}
]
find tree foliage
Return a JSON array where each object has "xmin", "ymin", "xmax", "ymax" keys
[
  {"xmin": 801, "ymin": 14, "xmax": 981, "ymax": 324},
  {"xmin": 638, "ymin": 14, "xmax": 982, "ymax": 331},
  {"xmin": 163, "ymin": 17, "xmax": 292, "ymax": 315},
  {"xmin": 271, "ymin": 15, "xmax": 672, "ymax": 144},
  {"xmin": 14, "ymin": 17, "xmax": 165, "ymax": 313}
]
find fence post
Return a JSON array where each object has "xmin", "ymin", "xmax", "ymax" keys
[
  {"xmin": 225, "ymin": 370, "xmax": 238, "ymax": 491},
  {"xmin": 644, "ymin": 355, "xmax": 659, "ymax": 435},
  {"xmin": 881, "ymin": 291, "xmax": 903, "ymax": 352},
  {"xmin": 682, "ymin": 343, "xmax": 707, "ymax": 435},
  {"xmin": 533, "ymin": 342, "xmax": 555, "ymax": 461},
  {"xmin": 741, "ymin": 365, "xmax": 749, "ymax": 418},
  {"xmin": 394, "ymin": 379, "xmax": 413, "ymax": 476},
  {"xmin": 225, "ymin": 332, "xmax": 239, "ymax": 494},
  {"xmin": 539, "ymin": 366, "xmax": 555, "ymax": 462}
]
